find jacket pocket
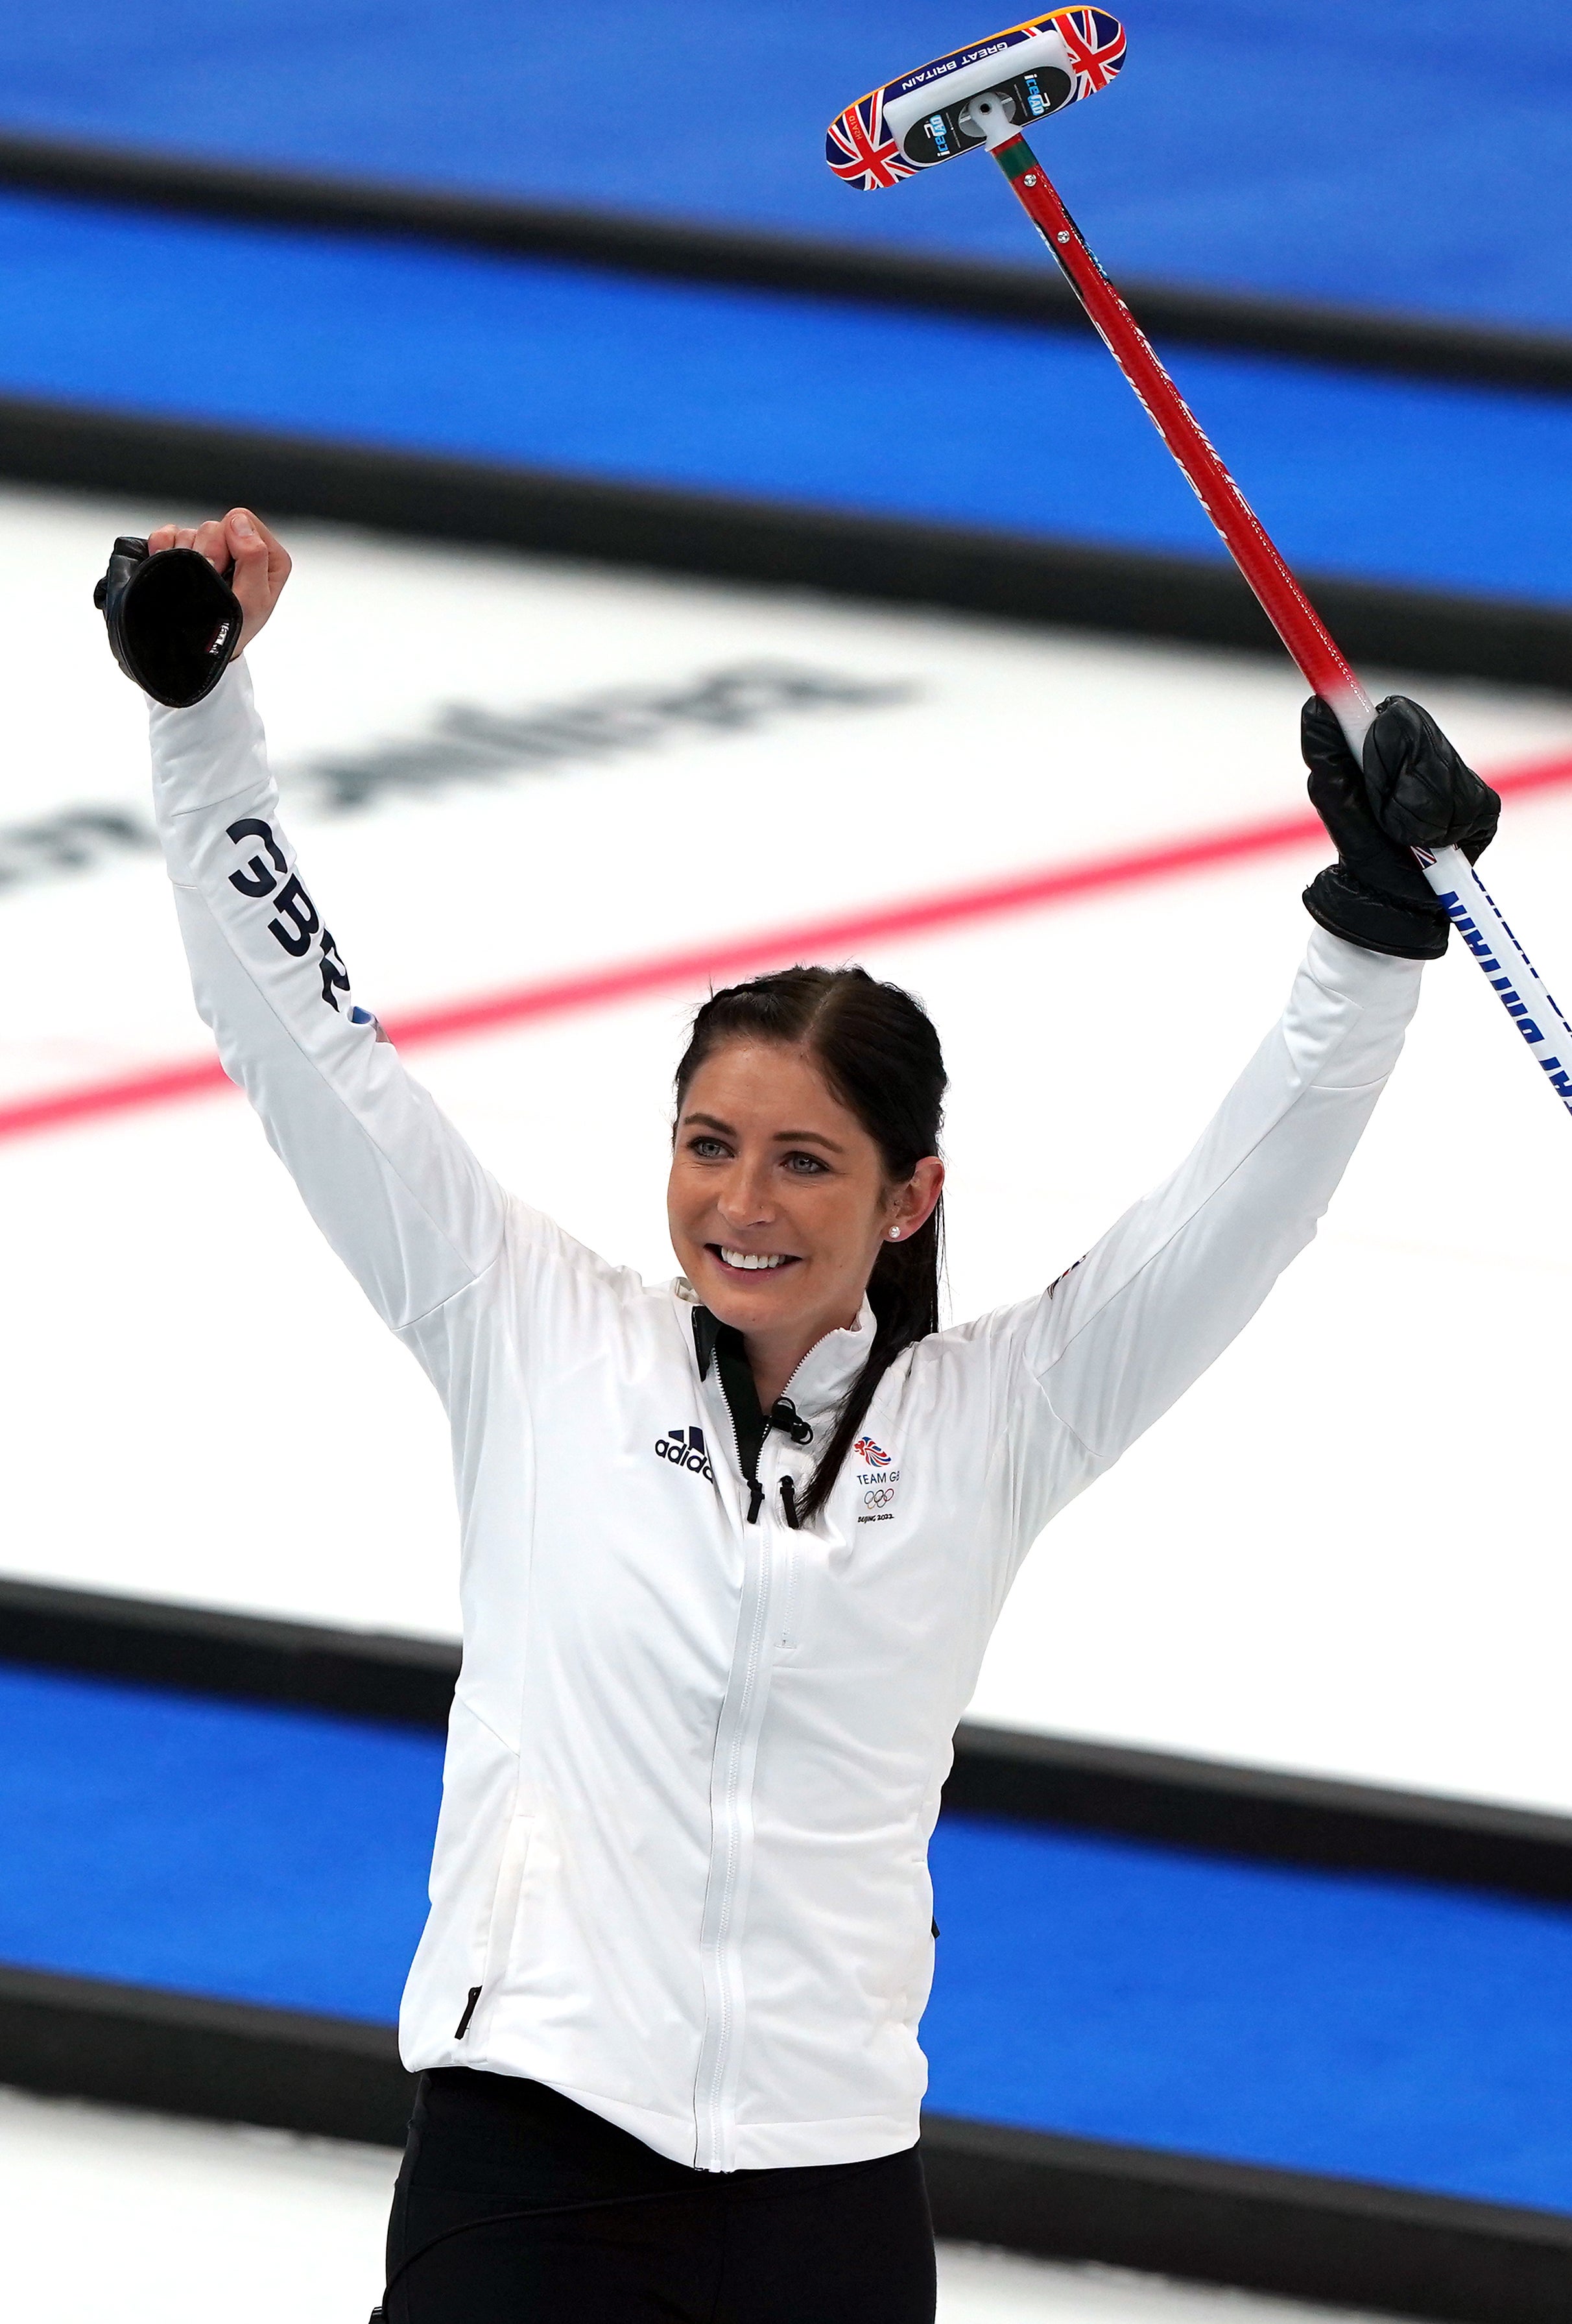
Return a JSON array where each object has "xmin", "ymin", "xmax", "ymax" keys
[{"xmin": 480, "ymin": 1808, "xmax": 537, "ymax": 1995}]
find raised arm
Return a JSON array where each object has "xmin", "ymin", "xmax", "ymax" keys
[
  {"xmin": 984, "ymin": 693, "xmax": 1501, "ymax": 1553},
  {"xmin": 1014, "ymin": 921, "xmax": 1418, "ymax": 1492},
  {"xmin": 146, "ymin": 511, "xmax": 504, "ymax": 1333}
]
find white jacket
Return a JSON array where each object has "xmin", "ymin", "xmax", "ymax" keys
[{"xmin": 150, "ymin": 665, "xmax": 1421, "ymax": 2173}]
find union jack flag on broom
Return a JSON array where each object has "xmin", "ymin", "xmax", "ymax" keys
[
  {"xmin": 824, "ymin": 88, "xmax": 916, "ymax": 191},
  {"xmin": 1057, "ymin": 7, "xmax": 1125, "ymax": 96}
]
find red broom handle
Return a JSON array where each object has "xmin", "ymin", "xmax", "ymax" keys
[{"xmin": 990, "ymin": 128, "xmax": 1372, "ymax": 732}]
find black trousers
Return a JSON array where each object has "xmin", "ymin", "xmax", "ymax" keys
[{"xmin": 384, "ymin": 2068, "xmax": 936, "ymax": 2323}]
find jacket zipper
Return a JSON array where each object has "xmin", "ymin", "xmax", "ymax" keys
[
  {"xmin": 690, "ymin": 1324, "xmax": 814, "ymax": 2170},
  {"xmin": 692, "ymin": 1477, "xmax": 777, "ymax": 2170}
]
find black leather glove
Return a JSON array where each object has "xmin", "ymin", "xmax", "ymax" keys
[
  {"xmin": 93, "ymin": 536, "xmax": 243, "ymax": 708},
  {"xmin": 1302, "ymin": 695, "xmax": 1500, "ymax": 959}
]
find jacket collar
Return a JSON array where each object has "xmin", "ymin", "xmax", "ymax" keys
[{"xmin": 686, "ymin": 1292, "xmax": 875, "ymax": 1419}]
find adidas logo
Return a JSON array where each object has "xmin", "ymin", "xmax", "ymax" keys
[{"xmin": 655, "ymin": 1424, "xmax": 714, "ymax": 1482}]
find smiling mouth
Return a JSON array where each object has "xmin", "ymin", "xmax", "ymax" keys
[{"xmin": 710, "ymin": 1245, "xmax": 802, "ymax": 1275}]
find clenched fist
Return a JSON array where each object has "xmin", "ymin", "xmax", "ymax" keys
[{"xmin": 147, "ymin": 507, "xmax": 292, "ymax": 653}]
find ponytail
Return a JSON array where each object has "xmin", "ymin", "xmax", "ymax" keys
[{"xmin": 674, "ymin": 964, "xmax": 947, "ymax": 1520}]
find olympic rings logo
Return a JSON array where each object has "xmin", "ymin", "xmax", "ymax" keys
[{"xmin": 863, "ymin": 1487, "xmax": 896, "ymax": 1509}]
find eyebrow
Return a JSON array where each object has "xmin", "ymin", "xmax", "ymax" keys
[{"xmin": 683, "ymin": 1112, "xmax": 844, "ymax": 1153}]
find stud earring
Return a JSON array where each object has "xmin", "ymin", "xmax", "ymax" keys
[{"xmin": 888, "ymin": 1228, "xmax": 901, "ymax": 1240}]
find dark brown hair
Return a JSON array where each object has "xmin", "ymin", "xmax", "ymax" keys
[{"xmin": 674, "ymin": 964, "xmax": 946, "ymax": 1519}]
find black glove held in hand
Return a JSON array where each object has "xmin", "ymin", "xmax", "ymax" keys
[
  {"xmin": 93, "ymin": 536, "xmax": 243, "ymax": 708},
  {"xmin": 1302, "ymin": 695, "xmax": 1499, "ymax": 959}
]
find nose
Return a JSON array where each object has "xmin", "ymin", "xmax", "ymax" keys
[{"xmin": 716, "ymin": 1156, "xmax": 776, "ymax": 1230}]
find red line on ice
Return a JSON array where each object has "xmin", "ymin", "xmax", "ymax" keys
[{"xmin": 5, "ymin": 747, "xmax": 1571, "ymax": 1144}]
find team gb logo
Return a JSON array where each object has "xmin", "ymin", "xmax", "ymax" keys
[{"xmin": 853, "ymin": 1435, "xmax": 891, "ymax": 1467}]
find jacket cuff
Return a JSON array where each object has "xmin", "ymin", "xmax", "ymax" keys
[{"xmin": 1304, "ymin": 862, "xmax": 1449, "ymax": 961}]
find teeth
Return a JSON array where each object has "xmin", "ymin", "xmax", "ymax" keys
[{"xmin": 719, "ymin": 1248, "xmax": 789, "ymax": 1271}]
